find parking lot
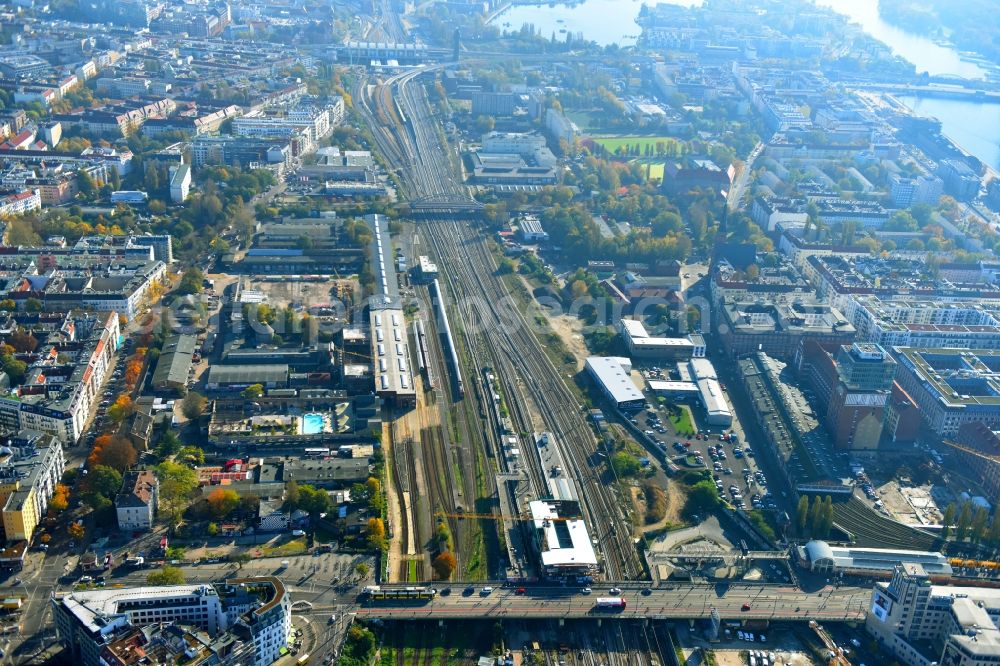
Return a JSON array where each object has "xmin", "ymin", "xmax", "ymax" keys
[{"xmin": 626, "ymin": 368, "xmax": 776, "ymax": 514}]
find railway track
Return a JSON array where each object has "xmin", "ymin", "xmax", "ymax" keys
[
  {"xmin": 357, "ymin": 64, "xmax": 643, "ymax": 579},
  {"xmin": 426, "ymin": 217, "xmax": 643, "ymax": 579}
]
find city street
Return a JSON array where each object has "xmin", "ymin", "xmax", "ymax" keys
[{"xmin": 1, "ymin": 550, "xmax": 372, "ymax": 665}]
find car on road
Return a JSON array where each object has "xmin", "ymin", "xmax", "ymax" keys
[
  {"xmin": 480, "ymin": 587, "xmax": 493, "ymax": 596},
  {"xmin": 463, "ymin": 586, "xmax": 475, "ymax": 596},
  {"xmin": 609, "ymin": 587, "xmax": 621, "ymax": 594},
  {"xmin": 580, "ymin": 587, "xmax": 592, "ymax": 595},
  {"xmin": 742, "ymin": 603, "xmax": 752, "ymax": 611}
]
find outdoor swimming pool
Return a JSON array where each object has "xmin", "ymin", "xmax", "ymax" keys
[{"xmin": 301, "ymin": 413, "xmax": 325, "ymax": 435}]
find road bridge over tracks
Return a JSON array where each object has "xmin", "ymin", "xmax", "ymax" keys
[{"xmin": 353, "ymin": 583, "xmax": 870, "ymax": 622}]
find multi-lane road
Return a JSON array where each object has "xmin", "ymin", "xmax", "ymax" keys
[
  {"xmin": 12, "ymin": 543, "xmax": 870, "ymax": 665},
  {"xmin": 354, "ymin": 584, "xmax": 871, "ymax": 622}
]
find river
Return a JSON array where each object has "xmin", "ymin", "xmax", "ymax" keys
[
  {"xmin": 818, "ymin": 0, "xmax": 1000, "ymax": 170},
  {"xmin": 488, "ymin": 0, "xmax": 702, "ymax": 48},
  {"xmin": 486, "ymin": 0, "xmax": 1000, "ymax": 170},
  {"xmin": 814, "ymin": 0, "xmax": 986, "ymax": 80}
]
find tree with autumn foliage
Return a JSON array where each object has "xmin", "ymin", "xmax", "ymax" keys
[
  {"xmin": 124, "ymin": 354, "xmax": 144, "ymax": 386},
  {"xmin": 68, "ymin": 522, "xmax": 85, "ymax": 541},
  {"xmin": 432, "ymin": 551, "xmax": 457, "ymax": 579},
  {"xmin": 89, "ymin": 435, "xmax": 137, "ymax": 472},
  {"xmin": 365, "ymin": 517, "xmax": 385, "ymax": 550},
  {"xmin": 206, "ymin": 488, "xmax": 240, "ymax": 519},
  {"xmin": 49, "ymin": 483, "xmax": 70, "ymax": 513},
  {"xmin": 107, "ymin": 394, "xmax": 135, "ymax": 424}
]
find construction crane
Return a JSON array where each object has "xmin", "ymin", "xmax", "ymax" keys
[{"xmin": 940, "ymin": 439, "xmax": 1000, "ymax": 464}]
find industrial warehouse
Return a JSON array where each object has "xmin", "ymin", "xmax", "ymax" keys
[{"xmin": 585, "ymin": 356, "xmax": 646, "ymax": 410}]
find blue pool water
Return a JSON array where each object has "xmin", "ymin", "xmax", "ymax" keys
[{"xmin": 302, "ymin": 413, "xmax": 324, "ymax": 435}]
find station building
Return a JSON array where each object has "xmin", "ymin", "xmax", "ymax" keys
[
  {"xmin": 797, "ymin": 540, "xmax": 952, "ymax": 577},
  {"xmin": 367, "ymin": 214, "xmax": 415, "ymax": 407},
  {"xmin": 528, "ymin": 499, "xmax": 598, "ymax": 579}
]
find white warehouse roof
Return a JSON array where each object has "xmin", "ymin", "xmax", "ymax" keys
[
  {"xmin": 697, "ymin": 377, "xmax": 732, "ymax": 424},
  {"xmin": 648, "ymin": 380, "xmax": 699, "ymax": 393},
  {"xmin": 689, "ymin": 357, "xmax": 718, "ymax": 381},
  {"xmin": 619, "ymin": 318, "xmax": 648, "ymax": 339},
  {"xmin": 586, "ymin": 356, "xmax": 643, "ymax": 406}
]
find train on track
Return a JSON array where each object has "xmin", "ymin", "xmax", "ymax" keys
[
  {"xmin": 362, "ymin": 586, "xmax": 438, "ymax": 601},
  {"xmin": 412, "ymin": 319, "xmax": 436, "ymax": 387},
  {"xmin": 482, "ymin": 368, "xmax": 514, "ymax": 436},
  {"xmin": 429, "ymin": 278, "xmax": 464, "ymax": 397}
]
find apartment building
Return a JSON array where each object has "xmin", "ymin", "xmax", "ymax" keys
[
  {"xmin": 168, "ymin": 163, "xmax": 190, "ymax": 203},
  {"xmin": 0, "ymin": 430, "xmax": 65, "ymax": 542},
  {"xmin": 115, "ymin": 470, "xmax": 157, "ymax": 531},
  {"xmin": 0, "ymin": 188, "xmax": 40, "ymax": 217},
  {"xmin": 0, "ymin": 311, "xmax": 120, "ymax": 444}
]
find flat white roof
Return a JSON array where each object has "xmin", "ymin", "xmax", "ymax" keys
[
  {"xmin": 632, "ymin": 337, "xmax": 695, "ymax": 347},
  {"xmin": 697, "ymin": 378, "xmax": 731, "ymax": 418},
  {"xmin": 648, "ymin": 380, "xmax": 699, "ymax": 393},
  {"xmin": 60, "ymin": 584, "xmax": 217, "ymax": 633},
  {"xmin": 586, "ymin": 357, "xmax": 643, "ymax": 405},
  {"xmin": 529, "ymin": 500, "xmax": 597, "ymax": 569},
  {"xmin": 619, "ymin": 318, "xmax": 648, "ymax": 339},
  {"xmin": 689, "ymin": 357, "xmax": 718, "ymax": 381},
  {"xmin": 370, "ymin": 308, "xmax": 415, "ymax": 398}
]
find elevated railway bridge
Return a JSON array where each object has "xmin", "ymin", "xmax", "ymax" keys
[{"xmin": 408, "ymin": 194, "xmax": 485, "ymax": 218}]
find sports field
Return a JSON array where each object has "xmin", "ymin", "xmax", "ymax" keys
[{"xmin": 592, "ymin": 135, "xmax": 684, "ymax": 154}]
